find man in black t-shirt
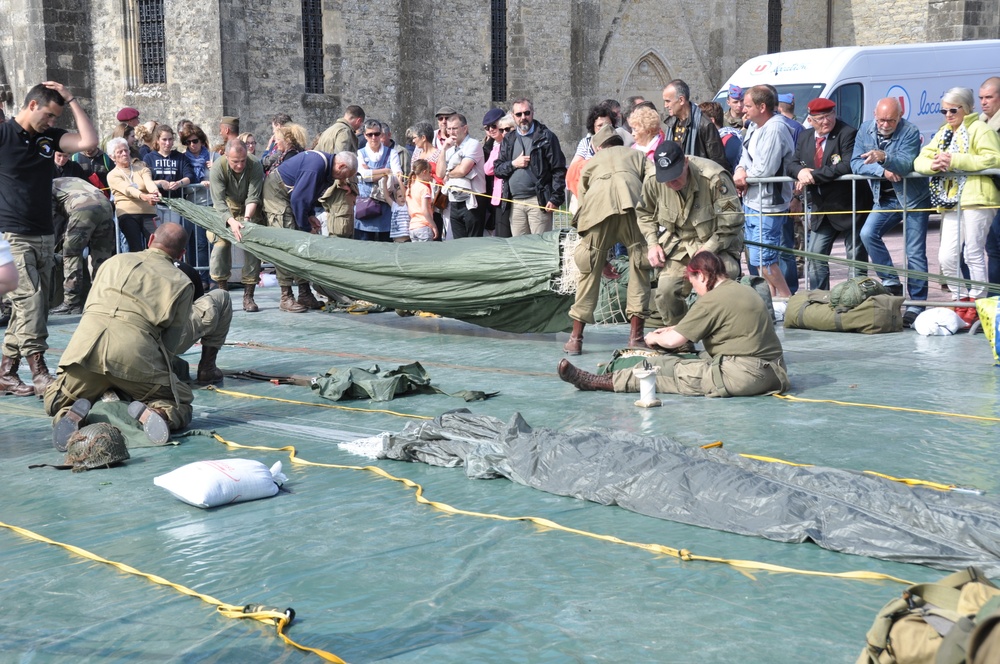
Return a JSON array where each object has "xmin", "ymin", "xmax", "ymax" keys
[{"xmin": 0, "ymin": 82, "xmax": 98, "ymax": 398}]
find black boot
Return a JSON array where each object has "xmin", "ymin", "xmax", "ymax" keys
[
  {"xmin": 196, "ymin": 346, "xmax": 223, "ymax": 385},
  {"xmin": 557, "ymin": 359, "xmax": 614, "ymax": 392}
]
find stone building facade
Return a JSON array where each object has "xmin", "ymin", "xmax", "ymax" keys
[{"xmin": 0, "ymin": 0, "xmax": 998, "ymax": 154}]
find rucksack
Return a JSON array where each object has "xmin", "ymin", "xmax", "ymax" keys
[
  {"xmin": 831, "ymin": 276, "xmax": 888, "ymax": 310},
  {"xmin": 857, "ymin": 567, "xmax": 1000, "ymax": 664}
]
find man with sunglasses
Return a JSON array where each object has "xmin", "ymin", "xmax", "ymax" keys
[
  {"xmin": 493, "ymin": 98, "xmax": 566, "ymax": 236},
  {"xmin": 852, "ymin": 97, "xmax": 930, "ymax": 326}
]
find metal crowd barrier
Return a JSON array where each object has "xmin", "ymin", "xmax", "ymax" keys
[{"xmin": 745, "ymin": 169, "xmax": 1000, "ymax": 299}]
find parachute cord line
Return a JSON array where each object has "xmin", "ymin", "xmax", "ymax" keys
[
  {"xmin": 210, "ymin": 433, "xmax": 915, "ymax": 587},
  {"xmin": 773, "ymin": 393, "xmax": 1000, "ymax": 423},
  {"xmin": 0, "ymin": 520, "xmax": 345, "ymax": 663}
]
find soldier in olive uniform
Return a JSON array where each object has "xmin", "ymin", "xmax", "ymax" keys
[
  {"xmin": 638, "ymin": 141, "xmax": 744, "ymax": 334},
  {"xmin": 45, "ymin": 223, "xmax": 230, "ymax": 446},
  {"xmin": 209, "ymin": 139, "xmax": 265, "ymax": 311},
  {"xmin": 50, "ymin": 177, "xmax": 115, "ymax": 315},
  {"xmin": 564, "ymin": 124, "xmax": 653, "ymax": 355}
]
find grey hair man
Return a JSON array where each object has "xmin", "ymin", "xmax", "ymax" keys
[{"xmin": 662, "ymin": 79, "xmax": 729, "ymax": 172}]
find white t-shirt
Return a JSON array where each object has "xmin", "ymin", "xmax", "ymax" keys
[{"xmin": 444, "ymin": 136, "xmax": 486, "ymax": 205}]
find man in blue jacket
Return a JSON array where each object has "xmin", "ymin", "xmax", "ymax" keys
[
  {"xmin": 852, "ymin": 97, "xmax": 930, "ymax": 327},
  {"xmin": 263, "ymin": 150, "xmax": 358, "ymax": 312}
]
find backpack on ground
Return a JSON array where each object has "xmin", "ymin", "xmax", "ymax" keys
[
  {"xmin": 784, "ymin": 290, "xmax": 903, "ymax": 334},
  {"xmin": 856, "ymin": 567, "xmax": 1000, "ymax": 664},
  {"xmin": 831, "ymin": 276, "xmax": 888, "ymax": 309}
]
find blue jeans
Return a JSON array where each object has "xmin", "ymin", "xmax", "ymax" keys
[
  {"xmin": 745, "ymin": 207, "xmax": 797, "ymax": 294},
  {"xmin": 806, "ymin": 220, "xmax": 868, "ymax": 291},
  {"xmin": 858, "ymin": 196, "xmax": 929, "ymax": 302},
  {"xmin": 986, "ymin": 208, "xmax": 1000, "ymax": 294}
]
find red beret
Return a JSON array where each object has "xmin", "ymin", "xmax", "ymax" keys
[
  {"xmin": 807, "ymin": 98, "xmax": 836, "ymax": 114},
  {"xmin": 116, "ymin": 107, "xmax": 140, "ymax": 122}
]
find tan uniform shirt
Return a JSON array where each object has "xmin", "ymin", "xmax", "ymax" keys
[
  {"xmin": 315, "ymin": 118, "xmax": 358, "ymax": 154},
  {"xmin": 636, "ymin": 156, "xmax": 744, "ymax": 261},
  {"xmin": 574, "ymin": 146, "xmax": 652, "ymax": 232},
  {"xmin": 58, "ymin": 248, "xmax": 195, "ymax": 385}
]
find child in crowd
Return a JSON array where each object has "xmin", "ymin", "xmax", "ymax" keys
[
  {"xmin": 388, "ymin": 174, "xmax": 411, "ymax": 243},
  {"xmin": 406, "ymin": 160, "xmax": 438, "ymax": 242}
]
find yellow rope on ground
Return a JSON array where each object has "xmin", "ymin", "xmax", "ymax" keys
[
  {"xmin": 210, "ymin": 433, "xmax": 914, "ymax": 586},
  {"xmin": 773, "ymin": 393, "xmax": 1000, "ymax": 423},
  {"xmin": 206, "ymin": 385, "xmax": 433, "ymax": 420},
  {"xmin": 0, "ymin": 520, "xmax": 345, "ymax": 663}
]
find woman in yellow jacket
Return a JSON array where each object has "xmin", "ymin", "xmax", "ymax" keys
[{"xmin": 915, "ymin": 87, "xmax": 1000, "ymax": 299}]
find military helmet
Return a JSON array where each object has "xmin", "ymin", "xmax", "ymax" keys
[{"xmin": 64, "ymin": 423, "xmax": 131, "ymax": 472}]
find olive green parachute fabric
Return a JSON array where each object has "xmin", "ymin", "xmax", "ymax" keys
[{"xmin": 167, "ymin": 199, "xmax": 573, "ymax": 333}]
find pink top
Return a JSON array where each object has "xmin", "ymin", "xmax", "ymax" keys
[
  {"xmin": 484, "ymin": 142, "xmax": 503, "ymax": 205},
  {"xmin": 633, "ymin": 131, "xmax": 665, "ymax": 161},
  {"xmin": 406, "ymin": 179, "xmax": 434, "ymax": 230}
]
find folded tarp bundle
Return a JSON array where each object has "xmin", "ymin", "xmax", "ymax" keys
[{"xmin": 375, "ymin": 410, "xmax": 1000, "ymax": 574}]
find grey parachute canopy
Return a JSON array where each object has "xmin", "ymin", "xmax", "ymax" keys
[
  {"xmin": 167, "ymin": 199, "xmax": 573, "ymax": 333},
  {"xmin": 374, "ymin": 410, "xmax": 1000, "ymax": 575}
]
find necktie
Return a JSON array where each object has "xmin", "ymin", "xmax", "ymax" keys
[{"xmin": 814, "ymin": 135, "xmax": 824, "ymax": 169}]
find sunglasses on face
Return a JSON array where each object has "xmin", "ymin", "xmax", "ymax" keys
[
  {"xmin": 940, "ymin": 108, "xmax": 961, "ymax": 115},
  {"xmin": 186, "ymin": 138, "xmax": 201, "ymax": 145},
  {"xmin": 366, "ymin": 131, "xmax": 382, "ymax": 137},
  {"xmin": 485, "ymin": 123, "xmax": 498, "ymax": 130},
  {"xmin": 500, "ymin": 127, "xmax": 514, "ymax": 133},
  {"xmin": 514, "ymin": 111, "xmax": 531, "ymax": 118}
]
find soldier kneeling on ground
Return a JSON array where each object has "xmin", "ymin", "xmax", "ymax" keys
[{"xmin": 45, "ymin": 222, "xmax": 232, "ymax": 449}]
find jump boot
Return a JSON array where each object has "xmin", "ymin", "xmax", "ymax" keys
[
  {"xmin": 0, "ymin": 355, "xmax": 34, "ymax": 397},
  {"xmin": 242, "ymin": 284, "xmax": 259, "ymax": 312},
  {"xmin": 297, "ymin": 283, "xmax": 324, "ymax": 310},
  {"xmin": 279, "ymin": 286, "xmax": 307, "ymax": 313},
  {"xmin": 628, "ymin": 316, "xmax": 647, "ymax": 348},
  {"xmin": 26, "ymin": 352, "xmax": 55, "ymax": 397},
  {"xmin": 557, "ymin": 359, "xmax": 614, "ymax": 392},
  {"xmin": 196, "ymin": 345, "xmax": 224, "ymax": 385},
  {"xmin": 563, "ymin": 320, "xmax": 585, "ymax": 355}
]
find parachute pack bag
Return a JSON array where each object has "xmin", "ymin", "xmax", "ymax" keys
[
  {"xmin": 831, "ymin": 276, "xmax": 888, "ymax": 309},
  {"xmin": 785, "ymin": 289, "xmax": 904, "ymax": 334},
  {"xmin": 856, "ymin": 567, "xmax": 1000, "ymax": 664}
]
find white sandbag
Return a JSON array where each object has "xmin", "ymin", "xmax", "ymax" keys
[
  {"xmin": 154, "ymin": 459, "xmax": 287, "ymax": 508},
  {"xmin": 913, "ymin": 307, "xmax": 969, "ymax": 336}
]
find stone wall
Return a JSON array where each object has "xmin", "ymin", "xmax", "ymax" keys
[{"xmin": 833, "ymin": 0, "xmax": 930, "ymax": 45}]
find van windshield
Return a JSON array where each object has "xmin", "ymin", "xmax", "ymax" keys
[{"xmin": 715, "ymin": 83, "xmax": 825, "ymax": 123}]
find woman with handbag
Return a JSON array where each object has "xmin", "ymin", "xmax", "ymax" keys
[
  {"xmin": 915, "ymin": 87, "xmax": 1000, "ymax": 299},
  {"xmin": 354, "ymin": 120, "xmax": 400, "ymax": 242}
]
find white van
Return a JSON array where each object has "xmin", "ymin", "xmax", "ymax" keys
[{"xmin": 716, "ymin": 40, "xmax": 1000, "ymax": 143}]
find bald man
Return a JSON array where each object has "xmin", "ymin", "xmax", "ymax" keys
[{"xmin": 45, "ymin": 222, "xmax": 231, "ymax": 448}]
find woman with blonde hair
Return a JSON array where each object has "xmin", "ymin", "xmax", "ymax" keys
[
  {"xmin": 628, "ymin": 106, "xmax": 665, "ymax": 161},
  {"xmin": 134, "ymin": 120, "xmax": 157, "ymax": 159},
  {"xmin": 263, "ymin": 123, "xmax": 307, "ymax": 174},
  {"xmin": 915, "ymin": 87, "xmax": 1000, "ymax": 299},
  {"xmin": 238, "ymin": 132, "xmax": 258, "ymax": 155}
]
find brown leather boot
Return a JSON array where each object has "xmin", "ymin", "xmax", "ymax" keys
[
  {"xmin": 628, "ymin": 316, "xmax": 648, "ymax": 348},
  {"xmin": 26, "ymin": 352, "xmax": 55, "ymax": 397},
  {"xmin": 557, "ymin": 359, "xmax": 614, "ymax": 392},
  {"xmin": 0, "ymin": 355, "xmax": 34, "ymax": 397},
  {"xmin": 211, "ymin": 279, "xmax": 229, "ymax": 291},
  {"xmin": 297, "ymin": 283, "xmax": 323, "ymax": 310},
  {"xmin": 196, "ymin": 345, "xmax": 223, "ymax": 385},
  {"xmin": 242, "ymin": 284, "xmax": 259, "ymax": 312},
  {"xmin": 279, "ymin": 286, "xmax": 307, "ymax": 313},
  {"xmin": 563, "ymin": 320, "xmax": 585, "ymax": 355}
]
